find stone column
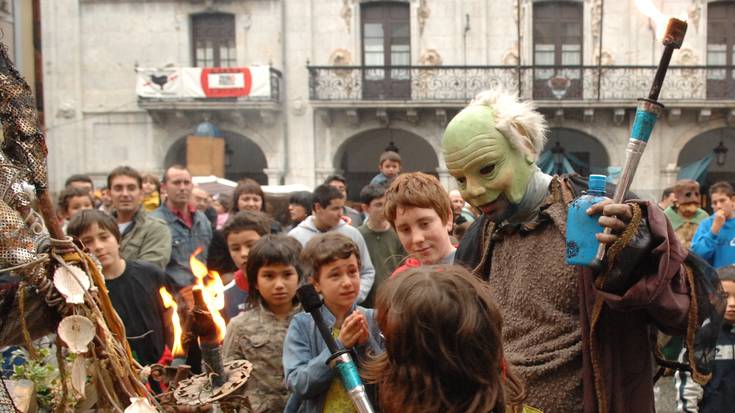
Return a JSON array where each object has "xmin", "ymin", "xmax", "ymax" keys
[
  {"xmin": 42, "ymin": 0, "xmax": 84, "ymax": 192},
  {"xmin": 315, "ymin": 167, "xmax": 338, "ymax": 185},
  {"xmin": 660, "ymin": 164, "xmax": 680, "ymax": 189},
  {"xmin": 436, "ymin": 167, "xmax": 454, "ymax": 190},
  {"xmin": 263, "ymin": 168, "xmax": 284, "ymax": 186}
]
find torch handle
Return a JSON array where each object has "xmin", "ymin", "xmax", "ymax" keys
[
  {"xmin": 593, "ymin": 100, "xmax": 662, "ymax": 267},
  {"xmin": 648, "ymin": 46, "xmax": 675, "ymax": 101},
  {"xmin": 200, "ymin": 342, "xmax": 226, "ymax": 387},
  {"xmin": 329, "ymin": 352, "xmax": 376, "ymax": 413}
]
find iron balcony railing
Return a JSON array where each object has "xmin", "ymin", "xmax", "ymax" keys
[{"xmin": 307, "ymin": 65, "xmax": 735, "ymax": 102}]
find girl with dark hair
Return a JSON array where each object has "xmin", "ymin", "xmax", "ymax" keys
[
  {"xmin": 231, "ymin": 178, "xmax": 266, "ymax": 213},
  {"xmin": 223, "ymin": 235, "xmax": 303, "ymax": 412},
  {"xmin": 364, "ymin": 265, "xmax": 527, "ymax": 413},
  {"xmin": 231, "ymin": 178, "xmax": 282, "ymax": 234},
  {"xmin": 287, "ymin": 190, "xmax": 312, "ymax": 231}
]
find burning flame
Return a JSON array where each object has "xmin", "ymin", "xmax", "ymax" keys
[
  {"xmin": 159, "ymin": 287, "xmax": 184, "ymax": 357},
  {"xmin": 190, "ymin": 247, "xmax": 227, "ymax": 343},
  {"xmin": 635, "ymin": 0, "xmax": 687, "ymax": 40}
]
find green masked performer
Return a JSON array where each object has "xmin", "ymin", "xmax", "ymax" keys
[{"xmin": 444, "ymin": 90, "xmax": 711, "ymax": 413}]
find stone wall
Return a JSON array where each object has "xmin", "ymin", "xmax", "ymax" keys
[{"xmin": 41, "ymin": 0, "xmax": 733, "ymax": 197}]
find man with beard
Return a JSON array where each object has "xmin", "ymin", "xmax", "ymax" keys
[
  {"xmin": 443, "ymin": 89, "xmax": 699, "ymax": 412},
  {"xmin": 663, "ymin": 180, "xmax": 708, "ymax": 249}
]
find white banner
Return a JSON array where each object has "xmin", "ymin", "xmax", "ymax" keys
[{"xmin": 136, "ymin": 66, "xmax": 272, "ymax": 99}]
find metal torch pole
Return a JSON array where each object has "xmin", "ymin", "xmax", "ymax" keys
[{"xmin": 592, "ymin": 18, "xmax": 687, "ymax": 268}]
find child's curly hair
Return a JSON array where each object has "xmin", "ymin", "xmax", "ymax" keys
[{"xmin": 363, "ymin": 265, "xmax": 526, "ymax": 413}]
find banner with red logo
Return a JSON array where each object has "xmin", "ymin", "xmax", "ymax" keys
[{"xmin": 136, "ymin": 66, "xmax": 272, "ymax": 99}]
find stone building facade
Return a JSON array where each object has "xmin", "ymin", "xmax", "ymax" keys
[
  {"xmin": 1, "ymin": 0, "xmax": 39, "ymax": 119},
  {"xmin": 41, "ymin": 0, "xmax": 735, "ymax": 201}
]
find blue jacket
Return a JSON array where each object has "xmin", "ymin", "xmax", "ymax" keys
[
  {"xmin": 149, "ymin": 205, "xmax": 213, "ymax": 287},
  {"xmin": 369, "ymin": 172, "xmax": 389, "ymax": 186},
  {"xmin": 690, "ymin": 215, "xmax": 735, "ymax": 269},
  {"xmin": 282, "ymin": 304, "xmax": 383, "ymax": 413}
]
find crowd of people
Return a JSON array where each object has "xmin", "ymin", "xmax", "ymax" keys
[{"xmin": 3, "ymin": 89, "xmax": 734, "ymax": 413}]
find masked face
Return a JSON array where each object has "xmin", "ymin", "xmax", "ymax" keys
[
  {"xmin": 443, "ymin": 105, "xmax": 535, "ymax": 223},
  {"xmin": 677, "ymin": 203, "xmax": 699, "ymax": 219}
]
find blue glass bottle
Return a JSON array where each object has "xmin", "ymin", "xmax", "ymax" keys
[{"xmin": 566, "ymin": 174, "xmax": 607, "ymax": 266}]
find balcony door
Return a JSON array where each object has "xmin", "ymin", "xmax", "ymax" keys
[
  {"xmin": 192, "ymin": 13, "xmax": 236, "ymax": 68},
  {"xmin": 533, "ymin": 2, "xmax": 583, "ymax": 100},
  {"xmin": 361, "ymin": 2, "xmax": 411, "ymax": 100},
  {"xmin": 707, "ymin": 1, "xmax": 735, "ymax": 99}
]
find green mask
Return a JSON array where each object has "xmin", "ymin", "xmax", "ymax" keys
[{"xmin": 442, "ymin": 105, "xmax": 535, "ymax": 222}]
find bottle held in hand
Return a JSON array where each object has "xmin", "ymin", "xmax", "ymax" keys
[{"xmin": 566, "ymin": 174, "xmax": 607, "ymax": 266}]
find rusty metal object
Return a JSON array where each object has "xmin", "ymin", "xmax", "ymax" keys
[
  {"xmin": 173, "ymin": 360, "xmax": 253, "ymax": 406},
  {"xmin": 149, "ymin": 363, "xmax": 193, "ymax": 389},
  {"xmin": 0, "ymin": 43, "xmax": 47, "ymax": 190}
]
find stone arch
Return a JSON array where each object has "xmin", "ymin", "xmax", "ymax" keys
[
  {"xmin": 543, "ymin": 127, "xmax": 610, "ymax": 176},
  {"xmin": 677, "ymin": 126, "xmax": 735, "ymax": 189},
  {"xmin": 333, "ymin": 127, "xmax": 439, "ymax": 199},
  {"xmin": 328, "ymin": 120, "xmax": 442, "ymax": 160},
  {"xmin": 164, "ymin": 129, "xmax": 269, "ymax": 184},
  {"xmin": 669, "ymin": 121, "xmax": 730, "ymax": 168}
]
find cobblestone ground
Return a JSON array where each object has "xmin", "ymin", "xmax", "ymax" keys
[{"xmin": 655, "ymin": 376, "xmax": 677, "ymax": 413}]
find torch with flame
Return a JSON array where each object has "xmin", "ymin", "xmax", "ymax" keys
[
  {"xmin": 592, "ymin": 2, "xmax": 688, "ymax": 266},
  {"xmin": 635, "ymin": 0, "xmax": 687, "ymax": 41},
  {"xmin": 159, "ymin": 287, "xmax": 184, "ymax": 357},
  {"xmin": 188, "ymin": 247, "xmax": 228, "ymax": 387},
  {"xmin": 156, "ymin": 248, "xmax": 229, "ymax": 387},
  {"xmin": 189, "ymin": 247, "xmax": 227, "ymax": 344}
]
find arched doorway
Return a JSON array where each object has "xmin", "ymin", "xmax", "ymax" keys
[
  {"xmin": 540, "ymin": 128, "xmax": 609, "ymax": 176},
  {"xmin": 677, "ymin": 127, "xmax": 735, "ymax": 197},
  {"xmin": 164, "ymin": 130, "xmax": 268, "ymax": 184},
  {"xmin": 335, "ymin": 128, "xmax": 438, "ymax": 200}
]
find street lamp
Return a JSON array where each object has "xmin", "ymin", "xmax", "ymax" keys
[
  {"xmin": 714, "ymin": 138, "xmax": 728, "ymax": 167},
  {"xmin": 714, "ymin": 129, "xmax": 729, "ymax": 167},
  {"xmin": 551, "ymin": 141, "xmax": 565, "ymax": 174},
  {"xmin": 385, "ymin": 127, "xmax": 399, "ymax": 153},
  {"xmin": 224, "ymin": 144, "xmax": 234, "ymax": 168}
]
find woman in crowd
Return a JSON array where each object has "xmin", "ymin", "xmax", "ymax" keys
[{"xmin": 230, "ymin": 178, "xmax": 283, "ymax": 234}]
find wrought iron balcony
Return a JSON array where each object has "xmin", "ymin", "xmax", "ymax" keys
[{"xmin": 308, "ymin": 65, "xmax": 735, "ymax": 103}]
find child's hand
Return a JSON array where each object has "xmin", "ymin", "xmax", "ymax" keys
[{"xmin": 338, "ymin": 311, "xmax": 370, "ymax": 348}]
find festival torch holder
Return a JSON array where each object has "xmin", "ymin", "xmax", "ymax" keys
[
  {"xmin": 328, "ymin": 351, "xmax": 375, "ymax": 413},
  {"xmin": 191, "ymin": 287, "xmax": 227, "ymax": 387},
  {"xmin": 165, "ymin": 287, "xmax": 254, "ymax": 410},
  {"xmin": 593, "ymin": 17, "xmax": 687, "ymax": 266}
]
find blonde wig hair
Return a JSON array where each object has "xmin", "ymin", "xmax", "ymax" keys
[{"xmin": 470, "ymin": 90, "xmax": 548, "ymax": 161}]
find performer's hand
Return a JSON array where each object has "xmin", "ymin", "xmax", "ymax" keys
[
  {"xmin": 712, "ymin": 209, "xmax": 727, "ymax": 235},
  {"xmin": 587, "ymin": 199, "xmax": 633, "ymax": 245},
  {"xmin": 338, "ymin": 311, "xmax": 369, "ymax": 348}
]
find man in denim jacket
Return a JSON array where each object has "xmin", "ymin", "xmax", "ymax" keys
[{"xmin": 150, "ymin": 165, "xmax": 212, "ymax": 288}]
